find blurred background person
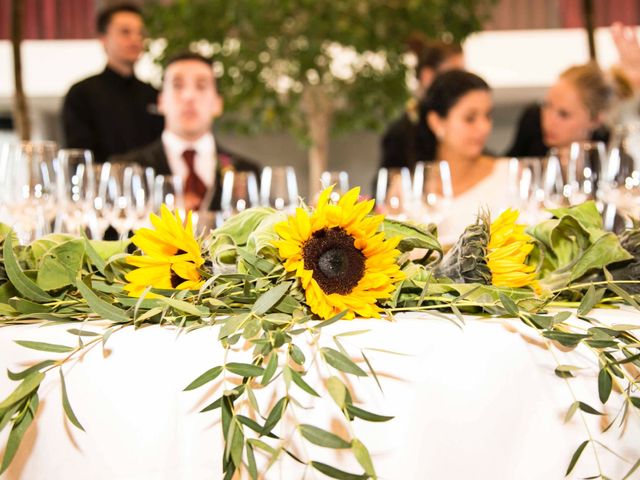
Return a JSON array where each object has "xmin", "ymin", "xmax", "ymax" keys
[
  {"xmin": 505, "ymin": 62, "xmax": 612, "ymax": 157},
  {"xmin": 418, "ymin": 69, "xmax": 510, "ymax": 239},
  {"xmin": 62, "ymin": 3, "xmax": 163, "ymax": 163},
  {"xmin": 111, "ymin": 53, "xmax": 258, "ymax": 211},
  {"xmin": 379, "ymin": 39, "xmax": 464, "ymax": 171}
]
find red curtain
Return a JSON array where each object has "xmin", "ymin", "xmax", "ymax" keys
[
  {"xmin": 0, "ymin": 0, "xmax": 95, "ymax": 40},
  {"xmin": 559, "ymin": 0, "xmax": 638, "ymax": 28}
]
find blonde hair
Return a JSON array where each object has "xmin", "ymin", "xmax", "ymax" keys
[{"xmin": 559, "ymin": 62, "xmax": 613, "ymax": 119}]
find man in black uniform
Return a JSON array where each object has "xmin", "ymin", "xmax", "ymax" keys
[{"xmin": 62, "ymin": 4, "xmax": 163, "ymax": 163}]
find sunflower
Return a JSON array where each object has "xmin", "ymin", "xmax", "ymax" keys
[
  {"xmin": 124, "ymin": 205, "xmax": 205, "ymax": 297},
  {"xmin": 274, "ymin": 186, "xmax": 405, "ymax": 320},
  {"xmin": 487, "ymin": 209, "xmax": 538, "ymax": 289}
]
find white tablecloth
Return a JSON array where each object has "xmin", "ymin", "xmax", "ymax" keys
[{"xmin": 0, "ymin": 310, "xmax": 639, "ymax": 480}]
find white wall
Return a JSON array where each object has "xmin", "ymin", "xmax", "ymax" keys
[{"xmin": 0, "ymin": 27, "xmax": 635, "ymax": 100}]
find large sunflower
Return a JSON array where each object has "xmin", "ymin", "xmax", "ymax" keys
[
  {"xmin": 124, "ymin": 205, "xmax": 205, "ymax": 297},
  {"xmin": 274, "ymin": 187, "xmax": 405, "ymax": 319},
  {"xmin": 487, "ymin": 209, "xmax": 538, "ymax": 289}
]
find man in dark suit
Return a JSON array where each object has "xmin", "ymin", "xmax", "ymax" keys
[
  {"xmin": 62, "ymin": 4, "xmax": 163, "ymax": 163},
  {"xmin": 110, "ymin": 52, "xmax": 259, "ymax": 211}
]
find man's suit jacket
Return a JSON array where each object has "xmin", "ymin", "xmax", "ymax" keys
[{"xmin": 109, "ymin": 138, "xmax": 260, "ymax": 211}]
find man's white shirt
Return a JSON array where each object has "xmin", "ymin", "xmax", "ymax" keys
[{"xmin": 161, "ymin": 130, "xmax": 217, "ymax": 187}]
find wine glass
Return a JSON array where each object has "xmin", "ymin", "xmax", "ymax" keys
[
  {"xmin": 220, "ymin": 170, "xmax": 259, "ymax": 218},
  {"xmin": 600, "ymin": 124, "xmax": 640, "ymax": 218},
  {"xmin": 375, "ymin": 167, "xmax": 412, "ymax": 219},
  {"xmin": 5, "ymin": 141, "xmax": 58, "ymax": 243},
  {"xmin": 507, "ymin": 157, "xmax": 545, "ymax": 222},
  {"xmin": 566, "ymin": 141, "xmax": 605, "ymax": 204},
  {"xmin": 55, "ymin": 149, "xmax": 96, "ymax": 235},
  {"xmin": 154, "ymin": 174, "xmax": 185, "ymax": 213},
  {"xmin": 260, "ymin": 166, "xmax": 298, "ymax": 212},
  {"xmin": 320, "ymin": 170, "xmax": 350, "ymax": 202},
  {"xmin": 412, "ymin": 161, "xmax": 453, "ymax": 224},
  {"xmin": 99, "ymin": 162, "xmax": 132, "ymax": 239}
]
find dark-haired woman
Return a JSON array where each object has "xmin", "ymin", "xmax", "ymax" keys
[{"xmin": 418, "ymin": 69, "xmax": 512, "ymax": 240}]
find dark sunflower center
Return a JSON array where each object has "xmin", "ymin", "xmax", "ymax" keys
[
  {"xmin": 302, "ymin": 227, "xmax": 365, "ymax": 295},
  {"xmin": 170, "ymin": 270, "xmax": 183, "ymax": 288}
]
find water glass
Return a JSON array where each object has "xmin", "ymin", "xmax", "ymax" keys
[
  {"xmin": 221, "ymin": 170, "xmax": 259, "ymax": 217},
  {"xmin": 375, "ymin": 167, "xmax": 412, "ymax": 219},
  {"xmin": 412, "ymin": 161, "xmax": 453, "ymax": 224},
  {"xmin": 55, "ymin": 149, "xmax": 96, "ymax": 235},
  {"xmin": 260, "ymin": 166, "xmax": 298, "ymax": 211}
]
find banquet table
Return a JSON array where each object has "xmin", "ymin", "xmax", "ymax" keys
[{"xmin": 0, "ymin": 309, "xmax": 639, "ymax": 480}]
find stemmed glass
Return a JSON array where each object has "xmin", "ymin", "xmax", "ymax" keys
[
  {"xmin": 507, "ymin": 157, "xmax": 545, "ymax": 222},
  {"xmin": 543, "ymin": 142, "xmax": 605, "ymax": 208},
  {"xmin": 412, "ymin": 161, "xmax": 453, "ymax": 225},
  {"xmin": 98, "ymin": 162, "xmax": 133, "ymax": 239},
  {"xmin": 154, "ymin": 174, "xmax": 185, "ymax": 213},
  {"xmin": 260, "ymin": 166, "xmax": 298, "ymax": 212},
  {"xmin": 375, "ymin": 167, "xmax": 412, "ymax": 219},
  {"xmin": 4, "ymin": 141, "xmax": 58, "ymax": 243},
  {"xmin": 220, "ymin": 170, "xmax": 259, "ymax": 218},
  {"xmin": 600, "ymin": 124, "xmax": 640, "ymax": 219},
  {"xmin": 55, "ymin": 149, "xmax": 96, "ymax": 235}
]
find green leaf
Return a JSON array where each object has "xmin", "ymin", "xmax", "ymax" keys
[
  {"xmin": 346, "ymin": 404, "xmax": 394, "ymax": 422},
  {"xmin": 607, "ymin": 281, "xmax": 640, "ymax": 311},
  {"xmin": 8, "ymin": 297, "xmax": 50, "ymax": 315},
  {"xmin": 299, "ymin": 424, "xmax": 351, "ymax": 449},
  {"xmin": 219, "ymin": 313, "xmax": 251, "ymax": 340},
  {"xmin": 289, "ymin": 368, "xmax": 320, "ymax": 397},
  {"xmin": 352, "ymin": 438, "xmax": 376, "ymax": 478},
  {"xmin": 630, "ymin": 397, "xmax": 640, "ymax": 409},
  {"xmin": 76, "ymin": 277, "xmax": 130, "ymax": 323},
  {"xmin": 252, "ymin": 282, "xmax": 291, "ymax": 315},
  {"xmin": 184, "ymin": 366, "xmax": 223, "ymax": 391},
  {"xmin": 14, "ymin": 340, "xmax": 73, "ymax": 353},
  {"xmin": 598, "ymin": 369, "xmax": 612, "ymax": 404},
  {"xmin": 59, "ymin": 370, "xmax": 84, "ymax": 431},
  {"xmin": 3, "ymin": 234, "xmax": 54, "ymax": 303},
  {"xmin": 361, "ymin": 350, "xmax": 383, "ymax": 393},
  {"xmin": 578, "ymin": 401, "xmax": 604, "ymax": 415},
  {"xmin": 37, "ymin": 239, "xmax": 85, "ymax": 290},
  {"xmin": 320, "ymin": 348, "xmax": 367, "ymax": 377},
  {"xmin": 566, "ymin": 440, "xmax": 589, "ymax": 475},
  {"xmin": 327, "ymin": 376, "xmax": 347, "ymax": 408},
  {"xmin": 246, "ymin": 442, "xmax": 258, "ymax": 480},
  {"xmin": 158, "ymin": 297, "xmax": 207, "ymax": 317},
  {"xmin": 237, "ymin": 415, "xmax": 277, "ymax": 438},
  {"xmin": 314, "ymin": 310, "xmax": 348, "ymax": 329},
  {"xmin": 229, "ymin": 421, "xmax": 244, "ymax": 468},
  {"xmin": 554, "ymin": 364, "xmax": 582, "ymax": 378},
  {"xmin": 261, "ymin": 353, "xmax": 278, "ymax": 385},
  {"xmin": 0, "ymin": 372, "xmax": 44, "ymax": 410},
  {"xmin": 247, "ymin": 438, "xmax": 277, "ymax": 456},
  {"xmin": 262, "ymin": 397, "xmax": 288, "ymax": 435},
  {"xmin": 311, "ymin": 461, "xmax": 368, "ymax": 480},
  {"xmin": 577, "ymin": 285, "xmax": 605, "ymax": 316},
  {"xmin": 289, "ymin": 344, "xmax": 305, "ymax": 365},
  {"xmin": 498, "ymin": 292, "xmax": 519, "ymax": 316},
  {"xmin": 564, "ymin": 401, "xmax": 579, "ymax": 423},
  {"xmin": 67, "ymin": 329, "xmax": 100, "ymax": 337},
  {"xmin": 82, "ymin": 235, "xmax": 107, "ymax": 275},
  {"xmin": 0, "ymin": 393, "xmax": 38, "ymax": 474},
  {"xmin": 226, "ymin": 362, "xmax": 264, "ymax": 378},
  {"xmin": 7, "ymin": 360, "xmax": 55, "ymax": 381}
]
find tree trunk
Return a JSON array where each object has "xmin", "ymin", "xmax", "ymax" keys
[
  {"xmin": 11, "ymin": 0, "xmax": 31, "ymax": 141},
  {"xmin": 301, "ymin": 85, "xmax": 333, "ymax": 200}
]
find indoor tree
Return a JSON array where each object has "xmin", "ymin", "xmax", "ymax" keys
[{"xmin": 145, "ymin": 0, "xmax": 495, "ymax": 197}]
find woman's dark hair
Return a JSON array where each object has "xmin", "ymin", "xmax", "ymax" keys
[{"xmin": 416, "ymin": 70, "xmax": 490, "ymax": 161}]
